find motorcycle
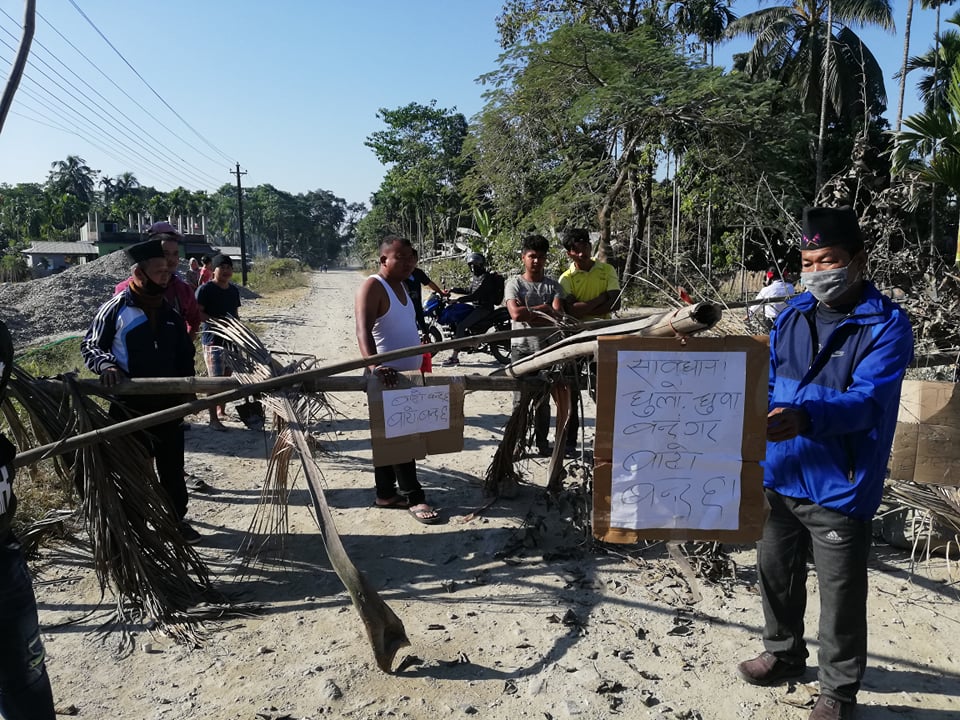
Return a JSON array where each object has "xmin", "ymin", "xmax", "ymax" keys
[{"xmin": 421, "ymin": 292, "xmax": 512, "ymax": 365}]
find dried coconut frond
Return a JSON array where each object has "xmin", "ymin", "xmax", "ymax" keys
[
  {"xmin": 200, "ymin": 316, "xmax": 409, "ymax": 671},
  {"xmin": 60, "ymin": 376, "xmax": 225, "ymax": 652}
]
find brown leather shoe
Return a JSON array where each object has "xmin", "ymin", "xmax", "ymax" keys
[
  {"xmin": 737, "ymin": 651, "xmax": 806, "ymax": 686},
  {"xmin": 809, "ymin": 695, "xmax": 856, "ymax": 719}
]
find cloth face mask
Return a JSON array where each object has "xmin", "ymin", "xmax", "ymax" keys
[{"xmin": 802, "ymin": 266, "xmax": 856, "ymax": 304}]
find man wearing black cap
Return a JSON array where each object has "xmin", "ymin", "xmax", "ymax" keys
[
  {"xmin": 115, "ymin": 222, "xmax": 201, "ymax": 338},
  {"xmin": 82, "ymin": 239, "xmax": 200, "ymax": 544},
  {"xmin": 737, "ymin": 207, "xmax": 914, "ymax": 719},
  {"xmin": 195, "ymin": 254, "xmax": 241, "ymax": 430}
]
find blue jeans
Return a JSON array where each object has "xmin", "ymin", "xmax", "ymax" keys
[{"xmin": 0, "ymin": 539, "xmax": 55, "ymax": 720}]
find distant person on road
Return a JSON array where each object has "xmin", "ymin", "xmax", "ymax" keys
[
  {"xmin": 355, "ymin": 235, "xmax": 439, "ymax": 525},
  {"xmin": 196, "ymin": 255, "xmax": 242, "ymax": 431},
  {"xmin": 504, "ymin": 234, "xmax": 566, "ymax": 457},
  {"xmin": 558, "ymin": 228, "xmax": 621, "ymax": 456},
  {"xmin": 748, "ymin": 266, "xmax": 796, "ymax": 331},
  {"xmin": 115, "ymin": 222, "xmax": 201, "ymax": 339},
  {"xmin": 403, "ymin": 249, "xmax": 444, "ymax": 335},
  {"xmin": 185, "ymin": 257, "xmax": 201, "ymax": 290},
  {"xmin": 0, "ymin": 320, "xmax": 58, "ymax": 720},
  {"xmin": 83, "ymin": 239, "xmax": 201, "ymax": 544},
  {"xmin": 442, "ymin": 253, "xmax": 504, "ymax": 367},
  {"xmin": 198, "ymin": 255, "xmax": 213, "ymax": 285},
  {"xmin": 737, "ymin": 207, "xmax": 913, "ymax": 720}
]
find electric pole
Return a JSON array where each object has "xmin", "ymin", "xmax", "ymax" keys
[{"xmin": 232, "ymin": 162, "xmax": 249, "ymax": 286}]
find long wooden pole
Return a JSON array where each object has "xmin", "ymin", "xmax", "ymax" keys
[{"xmin": 13, "ymin": 308, "xmax": 719, "ymax": 468}]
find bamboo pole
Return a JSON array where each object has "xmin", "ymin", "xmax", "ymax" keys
[
  {"xmin": 498, "ymin": 302, "xmax": 721, "ymax": 378},
  {"xmin": 13, "ymin": 310, "xmax": 717, "ymax": 468},
  {"xmin": 41, "ymin": 374, "xmax": 547, "ymax": 397}
]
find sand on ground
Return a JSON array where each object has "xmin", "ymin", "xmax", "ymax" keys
[{"xmin": 33, "ymin": 269, "xmax": 960, "ymax": 720}]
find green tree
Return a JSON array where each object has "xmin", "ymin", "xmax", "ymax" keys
[
  {"xmin": 362, "ymin": 101, "xmax": 469, "ymax": 254},
  {"xmin": 891, "ymin": 62, "xmax": 960, "ymax": 263},
  {"xmin": 724, "ymin": 0, "xmax": 893, "ymax": 121},
  {"xmin": 905, "ymin": 10, "xmax": 960, "ymax": 113},
  {"xmin": 47, "ymin": 155, "xmax": 98, "ymax": 206}
]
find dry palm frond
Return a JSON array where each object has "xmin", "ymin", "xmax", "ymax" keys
[
  {"xmin": 885, "ymin": 481, "xmax": 960, "ymax": 568},
  {"xmin": 203, "ymin": 315, "xmax": 410, "ymax": 672},
  {"xmin": 3, "ymin": 364, "xmax": 76, "ymax": 483},
  {"xmin": 482, "ymin": 380, "xmax": 548, "ymax": 497},
  {"xmin": 61, "ymin": 376, "xmax": 222, "ymax": 651},
  {"xmin": 205, "ymin": 316, "xmax": 335, "ymax": 558}
]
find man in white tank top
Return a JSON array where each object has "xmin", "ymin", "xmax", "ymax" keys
[{"xmin": 355, "ymin": 236, "xmax": 440, "ymax": 524}]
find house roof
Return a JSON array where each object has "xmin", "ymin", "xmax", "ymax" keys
[{"xmin": 21, "ymin": 242, "xmax": 99, "ymax": 256}]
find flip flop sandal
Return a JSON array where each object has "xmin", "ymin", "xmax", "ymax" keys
[{"xmin": 408, "ymin": 505, "xmax": 441, "ymax": 525}]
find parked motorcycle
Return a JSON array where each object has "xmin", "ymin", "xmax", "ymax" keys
[{"xmin": 421, "ymin": 292, "xmax": 512, "ymax": 365}]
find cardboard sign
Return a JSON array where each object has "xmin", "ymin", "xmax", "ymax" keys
[
  {"xmin": 889, "ymin": 380, "xmax": 960, "ymax": 486},
  {"xmin": 382, "ymin": 386, "xmax": 451, "ymax": 438},
  {"xmin": 593, "ymin": 336, "xmax": 769, "ymax": 543},
  {"xmin": 367, "ymin": 372, "xmax": 464, "ymax": 466}
]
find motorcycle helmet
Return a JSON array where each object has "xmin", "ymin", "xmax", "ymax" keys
[{"xmin": 465, "ymin": 252, "xmax": 485, "ymax": 268}]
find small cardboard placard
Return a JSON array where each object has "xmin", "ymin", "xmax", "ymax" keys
[
  {"xmin": 889, "ymin": 380, "xmax": 960, "ymax": 486},
  {"xmin": 367, "ymin": 372, "xmax": 464, "ymax": 466},
  {"xmin": 593, "ymin": 335, "xmax": 769, "ymax": 543}
]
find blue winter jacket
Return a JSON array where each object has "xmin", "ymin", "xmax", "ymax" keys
[{"xmin": 765, "ymin": 281, "xmax": 914, "ymax": 520}]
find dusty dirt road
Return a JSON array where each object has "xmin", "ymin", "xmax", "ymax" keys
[{"xmin": 33, "ymin": 269, "xmax": 960, "ymax": 719}]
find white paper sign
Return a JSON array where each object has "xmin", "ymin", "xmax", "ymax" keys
[
  {"xmin": 381, "ymin": 385, "xmax": 451, "ymax": 439},
  {"xmin": 610, "ymin": 351, "xmax": 747, "ymax": 530}
]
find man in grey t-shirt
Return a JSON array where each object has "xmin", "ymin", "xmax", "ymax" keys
[{"xmin": 504, "ymin": 234, "xmax": 565, "ymax": 456}]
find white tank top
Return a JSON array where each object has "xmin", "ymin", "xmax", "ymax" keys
[{"xmin": 371, "ymin": 274, "xmax": 423, "ymax": 371}]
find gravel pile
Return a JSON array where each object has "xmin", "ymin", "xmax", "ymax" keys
[{"xmin": 0, "ymin": 252, "xmax": 259, "ymax": 348}]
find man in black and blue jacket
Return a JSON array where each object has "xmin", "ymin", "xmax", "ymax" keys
[
  {"xmin": 737, "ymin": 207, "xmax": 914, "ymax": 720},
  {"xmin": 82, "ymin": 239, "xmax": 199, "ymax": 544}
]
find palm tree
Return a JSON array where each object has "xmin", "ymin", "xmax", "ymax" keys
[
  {"xmin": 724, "ymin": 0, "xmax": 893, "ymax": 120},
  {"xmin": 669, "ymin": 0, "xmax": 737, "ymax": 65},
  {"xmin": 113, "ymin": 172, "xmax": 140, "ymax": 200},
  {"xmin": 904, "ymin": 11, "xmax": 960, "ymax": 113},
  {"xmin": 891, "ymin": 62, "xmax": 960, "ymax": 263},
  {"xmin": 896, "ymin": 0, "xmax": 916, "ymax": 132},
  {"xmin": 48, "ymin": 155, "xmax": 97, "ymax": 206}
]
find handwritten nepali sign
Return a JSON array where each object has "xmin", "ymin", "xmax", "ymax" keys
[
  {"xmin": 381, "ymin": 385, "xmax": 451, "ymax": 439},
  {"xmin": 594, "ymin": 336, "xmax": 768, "ymax": 543},
  {"xmin": 610, "ymin": 352, "xmax": 746, "ymax": 530}
]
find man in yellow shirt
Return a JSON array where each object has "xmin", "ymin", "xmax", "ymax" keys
[
  {"xmin": 557, "ymin": 228, "xmax": 621, "ymax": 456},
  {"xmin": 558, "ymin": 228, "xmax": 621, "ymax": 321}
]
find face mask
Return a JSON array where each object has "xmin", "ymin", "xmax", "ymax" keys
[
  {"xmin": 802, "ymin": 265, "xmax": 858, "ymax": 304},
  {"xmin": 142, "ymin": 277, "xmax": 166, "ymax": 296}
]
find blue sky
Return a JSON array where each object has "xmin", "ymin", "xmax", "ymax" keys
[{"xmin": 0, "ymin": 1, "xmax": 944, "ymax": 206}]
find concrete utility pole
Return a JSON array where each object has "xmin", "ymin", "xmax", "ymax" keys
[{"xmin": 232, "ymin": 162, "xmax": 248, "ymax": 286}]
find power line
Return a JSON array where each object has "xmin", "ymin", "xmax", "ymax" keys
[
  {"xmin": 67, "ymin": 0, "xmax": 235, "ymax": 165},
  {"xmin": 0, "ymin": 33, "xmax": 219, "ymax": 190},
  {"xmin": 1, "ymin": 57, "xmax": 201, "ymax": 191},
  {"xmin": 9, "ymin": 107, "xmax": 176, "ymax": 189},
  {"xmin": 0, "ymin": 8, "xmax": 224, "ymax": 187},
  {"xmin": 34, "ymin": 8, "xmax": 230, "ymax": 169}
]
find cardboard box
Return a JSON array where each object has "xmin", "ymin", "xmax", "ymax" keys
[
  {"xmin": 593, "ymin": 335, "xmax": 769, "ymax": 543},
  {"xmin": 889, "ymin": 380, "xmax": 960, "ymax": 486},
  {"xmin": 367, "ymin": 372, "xmax": 464, "ymax": 466}
]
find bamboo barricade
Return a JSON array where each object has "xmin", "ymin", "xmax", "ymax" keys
[{"xmin": 13, "ymin": 306, "xmax": 720, "ymax": 469}]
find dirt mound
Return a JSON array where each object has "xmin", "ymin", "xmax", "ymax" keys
[
  {"xmin": 0, "ymin": 253, "xmax": 260, "ymax": 348},
  {"xmin": 0, "ymin": 251, "xmax": 132, "ymax": 347}
]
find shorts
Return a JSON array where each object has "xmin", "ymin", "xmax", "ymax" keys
[{"xmin": 203, "ymin": 345, "xmax": 226, "ymax": 377}]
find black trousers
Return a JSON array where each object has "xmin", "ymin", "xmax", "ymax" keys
[
  {"xmin": 454, "ymin": 307, "xmax": 495, "ymax": 339},
  {"xmin": 110, "ymin": 404, "xmax": 187, "ymax": 520},
  {"xmin": 757, "ymin": 488, "xmax": 872, "ymax": 702},
  {"xmin": 374, "ymin": 461, "xmax": 425, "ymax": 506}
]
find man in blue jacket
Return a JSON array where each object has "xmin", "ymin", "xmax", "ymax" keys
[
  {"xmin": 737, "ymin": 207, "xmax": 914, "ymax": 720},
  {"xmin": 82, "ymin": 239, "xmax": 200, "ymax": 544}
]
